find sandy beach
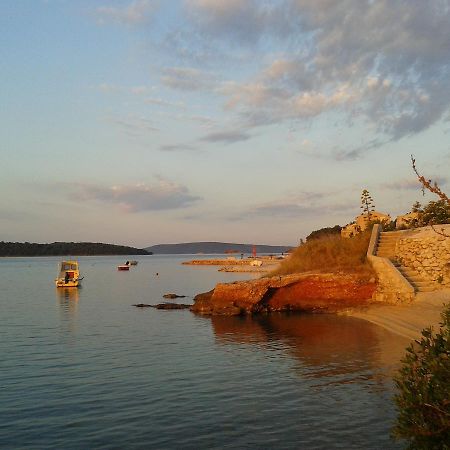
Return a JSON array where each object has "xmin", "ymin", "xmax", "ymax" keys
[{"xmin": 350, "ymin": 289, "xmax": 450, "ymax": 340}]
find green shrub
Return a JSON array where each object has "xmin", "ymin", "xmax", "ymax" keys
[
  {"xmin": 421, "ymin": 200, "xmax": 450, "ymax": 226},
  {"xmin": 411, "ymin": 200, "xmax": 450, "ymax": 227},
  {"xmin": 393, "ymin": 305, "xmax": 450, "ymax": 449}
]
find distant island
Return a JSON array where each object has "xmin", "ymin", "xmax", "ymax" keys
[
  {"xmin": 145, "ymin": 242, "xmax": 292, "ymax": 255},
  {"xmin": 0, "ymin": 242, "xmax": 151, "ymax": 257}
]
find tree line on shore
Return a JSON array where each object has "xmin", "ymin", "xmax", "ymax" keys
[{"xmin": 0, "ymin": 241, "xmax": 151, "ymax": 257}]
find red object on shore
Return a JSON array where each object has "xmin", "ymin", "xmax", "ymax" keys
[
  {"xmin": 252, "ymin": 245, "xmax": 256, "ymax": 257},
  {"xmin": 117, "ymin": 265, "xmax": 130, "ymax": 271}
]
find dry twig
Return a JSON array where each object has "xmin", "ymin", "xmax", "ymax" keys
[
  {"xmin": 411, "ymin": 155, "xmax": 450, "ymax": 204},
  {"xmin": 411, "ymin": 155, "xmax": 450, "ymax": 238}
]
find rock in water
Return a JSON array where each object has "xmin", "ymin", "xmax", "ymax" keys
[
  {"xmin": 155, "ymin": 303, "xmax": 191, "ymax": 310},
  {"xmin": 191, "ymin": 273, "xmax": 377, "ymax": 315},
  {"xmin": 163, "ymin": 293, "xmax": 187, "ymax": 299},
  {"xmin": 133, "ymin": 302, "xmax": 191, "ymax": 309}
]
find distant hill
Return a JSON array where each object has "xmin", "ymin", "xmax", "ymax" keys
[
  {"xmin": 0, "ymin": 242, "xmax": 151, "ymax": 257},
  {"xmin": 145, "ymin": 242, "xmax": 292, "ymax": 255}
]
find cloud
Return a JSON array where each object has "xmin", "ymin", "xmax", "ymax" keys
[
  {"xmin": 185, "ymin": 0, "xmax": 293, "ymax": 43},
  {"xmin": 221, "ymin": 80, "xmax": 359, "ymax": 128},
  {"xmin": 332, "ymin": 138, "xmax": 387, "ymax": 162},
  {"xmin": 145, "ymin": 97, "xmax": 186, "ymax": 109},
  {"xmin": 248, "ymin": 202, "xmax": 319, "ymax": 218},
  {"xmin": 160, "ymin": 143, "xmax": 198, "ymax": 152},
  {"xmin": 130, "ymin": 85, "xmax": 156, "ymax": 95},
  {"xmin": 184, "ymin": 1, "xmax": 450, "ymax": 145},
  {"xmin": 107, "ymin": 115, "xmax": 159, "ymax": 135},
  {"xmin": 0, "ymin": 209, "xmax": 34, "ymax": 221},
  {"xmin": 200, "ymin": 128, "xmax": 251, "ymax": 144},
  {"xmin": 238, "ymin": 200, "xmax": 355, "ymax": 220},
  {"xmin": 384, "ymin": 177, "xmax": 448, "ymax": 191},
  {"xmin": 95, "ymin": 0, "xmax": 158, "ymax": 25},
  {"xmin": 98, "ymin": 83, "xmax": 157, "ymax": 97},
  {"xmin": 95, "ymin": 1, "xmax": 450, "ymax": 154},
  {"xmin": 68, "ymin": 179, "xmax": 201, "ymax": 212},
  {"xmin": 98, "ymin": 82, "xmax": 120, "ymax": 93},
  {"xmin": 232, "ymin": 191, "xmax": 353, "ymax": 220},
  {"xmin": 161, "ymin": 67, "xmax": 218, "ymax": 91}
]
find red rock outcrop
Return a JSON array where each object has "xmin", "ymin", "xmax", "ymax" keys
[{"xmin": 191, "ymin": 273, "xmax": 377, "ymax": 315}]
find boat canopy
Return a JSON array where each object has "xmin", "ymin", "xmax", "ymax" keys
[{"xmin": 60, "ymin": 261, "xmax": 79, "ymax": 271}]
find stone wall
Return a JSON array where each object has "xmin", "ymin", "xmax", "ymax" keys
[{"xmin": 395, "ymin": 226, "xmax": 450, "ymax": 285}]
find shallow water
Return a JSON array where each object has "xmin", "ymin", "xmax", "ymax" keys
[{"xmin": 0, "ymin": 255, "xmax": 409, "ymax": 449}]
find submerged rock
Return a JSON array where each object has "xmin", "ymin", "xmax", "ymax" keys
[
  {"xmin": 163, "ymin": 293, "xmax": 187, "ymax": 299},
  {"xmin": 133, "ymin": 302, "xmax": 191, "ymax": 309},
  {"xmin": 154, "ymin": 302, "xmax": 191, "ymax": 310},
  {"xmin": 191, "ymin": 273, "xmax": 377, "ymax": 316}
]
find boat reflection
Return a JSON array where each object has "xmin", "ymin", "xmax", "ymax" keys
[
  {"xmin": 56, "ymin": 286, "xmax": 80, "ymax": 304},
  {"xmin": 56, "ymin": 287, "xmax": 80, "ymax": 334},
  {"xmin": 211, "ymin": 313, "xmax": 409, "ymax": 383}
]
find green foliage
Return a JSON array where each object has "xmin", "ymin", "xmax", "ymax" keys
[
  {"xmin": 412, "ymin": 201, "xmax": 423, "ymax": 213},
  {"xmin": 420, "ymin": 200, "xmax": 450, "ymax": 226},
  {"xmin": 393, "ymin": 305, "xmax": 450, "ymax": 449},
  {"xmin": 361, "ymin": 189, "xmax": 375, "ymax": 218},
  {"xmin": 382, "ymin": 221, "xmax": 397, "ymax": 231},
  {"xmin": 0, "ymin": 241, "xmax": 151, "ymax": 257},
  {"xmin": 305, "ymin": 225, "xmax": 342, "ymax": 242},
  {"xmin": 272, "ymin": 230, "xmax": 374, "ymax": 279}
]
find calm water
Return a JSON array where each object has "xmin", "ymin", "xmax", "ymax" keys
[{"xmin": 0, "ymin": 256, "xmax": 409, "ymax": 449}]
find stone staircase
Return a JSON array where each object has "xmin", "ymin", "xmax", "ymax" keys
[
  {"xmin": 376, "ymin": 231, "xmax": 398, "ymax": 258},
  {"xmin": 376, "ymin": 231, "xmax": 436, "ymax": 293}
]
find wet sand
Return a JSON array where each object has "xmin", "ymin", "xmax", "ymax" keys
[{"xmin": 350, "ymin": 289, "xmax": 450, "ymax": 340}]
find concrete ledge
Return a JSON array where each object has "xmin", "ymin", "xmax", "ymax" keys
[
  {"xmin": 367, "ymin": 223, "xmax": 381, "ymax": 257},
  {"xmin": 367, "ymin": 224, "xmax": 415, "ymax": 303}
]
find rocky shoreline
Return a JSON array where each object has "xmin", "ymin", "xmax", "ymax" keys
[{"xmin": 191, "ymin": 273, "xmax": 377, "ymax": 316}]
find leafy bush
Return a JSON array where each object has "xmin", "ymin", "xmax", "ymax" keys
[
  {"xmin": 421, "ymin": 200, "xmax": 450, "ymax": 226},
  {"xmin": 393, "ymin": 305, "xmax": 450, "ymax": 449},
  {"xmin": 410, "ymin": 200, "xmax": 450, "ymax": 227},
  {"xmin": 271, "ymin": 230, "xmax": 374, "ymax": 278}
]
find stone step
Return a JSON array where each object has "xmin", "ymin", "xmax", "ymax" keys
[
  {"xmin": 413, "ymin": 284, "xmax": 436, "ymax": 289},
  {"xmin": 400, "ymin": 272, "xmax": 427, "ymax": 280},
  {"xmin": 396, "ymin": 269, "xmax": 427, "ymax": 279},
  {"xmin": 407, "ymin": 279, "xmax": 432, "ymax": 285},
  {"xmin": 393, "ymin": 264, "xmax": 439, "ymax": 292},
  {"xmin": 376, "ymin": 252, "xmax": 396, "ymax": 257},
  {"xmin": 416, "ymin": 286, "xmax": 437, "ymax": 292},
  {"xmin": 395, "ymin": 266, "xmax": 427, "ymax": 277}
]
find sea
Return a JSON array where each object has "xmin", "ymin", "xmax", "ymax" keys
[{"xmin": 0, "ymin": 255, "xmax": 410, "ymax": 449}]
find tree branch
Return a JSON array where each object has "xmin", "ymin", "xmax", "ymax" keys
[
  {"xmin": 411, "ymin": 155, "xmax": 450, "ymax": 238},
  {"xmin": 411, "ymin": 155, "xmax": 450, "ymax": 205}
]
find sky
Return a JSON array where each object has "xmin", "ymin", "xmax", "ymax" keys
[{"xmin": 1, "ymin": 0, "xmax": 450, "ymax": 248}]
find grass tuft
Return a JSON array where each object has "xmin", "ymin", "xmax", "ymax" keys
[{"xmin": 271, "ymin": 230, "xmax": 375, "ymax": 279}]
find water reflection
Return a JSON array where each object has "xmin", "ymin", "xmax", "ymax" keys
[
  {"xmin": 211, "ymin": 314, "xmax": 409, "ymax": 384},
  {"xmin": 56, "ymin": 287, "xmax": 80, "ymax": 334}
]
